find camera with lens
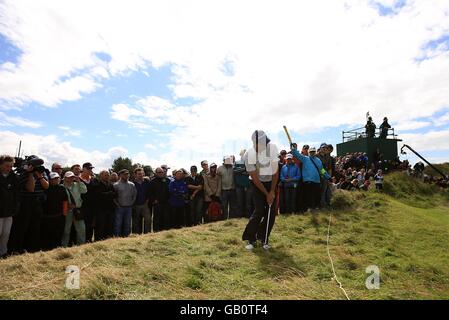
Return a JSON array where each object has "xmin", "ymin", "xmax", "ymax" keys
[{"xmin": 14, "ymin": 155, "xmax": 46, "ymax": 174}]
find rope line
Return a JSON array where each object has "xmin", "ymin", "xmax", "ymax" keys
[{"xmin": 326, "ymin": 210, "xmax": 350, "ymax": 300}]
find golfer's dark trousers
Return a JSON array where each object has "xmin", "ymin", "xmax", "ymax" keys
[{"xmin": 242, "ymin": 181, "xmax": 277, "ymax": 244}]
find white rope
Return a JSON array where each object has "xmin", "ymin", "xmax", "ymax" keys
[{"xmin": 326, "ymin": 210, "xmax": 350, "ymax": 300}]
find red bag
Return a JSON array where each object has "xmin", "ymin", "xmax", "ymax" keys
[{"xmin": 207, "ymin": 201, "xmax": 223, "ymax": 221}]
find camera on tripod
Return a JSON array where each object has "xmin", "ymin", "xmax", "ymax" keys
[{"xmin": 14, "ymin": 155, "xmax": 46, "ymax": 174}]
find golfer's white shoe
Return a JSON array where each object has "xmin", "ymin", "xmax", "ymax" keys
[
  {"xmin": 263, "ymin": 244, "xmax": 270, "ymax": 251},
  {"xmin": 245, "ymin": 242, "xmax": 255, "ymax": 250}
]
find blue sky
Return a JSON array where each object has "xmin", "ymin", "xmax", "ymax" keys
[{"xmin": 1, "ymin": 0, "xmax": 449, "ymax": 170}]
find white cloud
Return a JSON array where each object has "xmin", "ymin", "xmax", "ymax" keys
[
  {"xmin": 0, "ymin": 130, "xmax": 130, "ymax": 170},
  {"xmin": 394, "ymin": 120, "xmax": 432, "ymax": 131},
  {"xmin": 1, "ymin": 0, "xmax": 449, "ymax": 166},
  {"xmin": 144, "ymin": 143, "xmax": 157, "ymax": 150},
  {"xmin": 58, "ymin": 125, "xmax": 82, "ymax": 137},
  {"xmin": 401, "ymin": 129, "xmax": 449, "ymax": 152},
  {"xmin": 433, "ymin": 112, "xmax": 449, "ymax": 127},
  {"xmin": 0, "ymin": 111, "xmax": 42, "ymax": 128}
]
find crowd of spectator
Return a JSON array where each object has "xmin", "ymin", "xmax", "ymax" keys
[{"xmin": 1, "ymin": 136, "xmax": 447, "ymax": 257}]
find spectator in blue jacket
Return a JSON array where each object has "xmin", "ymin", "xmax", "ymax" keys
[
  {"xmin": 280, "ymin": 154, "xmax": 301, "ymax": 214},
  {"xmin": 290, "ymin": 146, "xmax": 330, "ymax": 211},
  {"xmin": 169, "ymin": 169, "xmax": 189, "ymax": 228}
]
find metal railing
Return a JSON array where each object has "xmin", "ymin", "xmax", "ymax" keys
[{"xmin": 342, "ymin": 127, "xmax": 398, "ymax": 143}]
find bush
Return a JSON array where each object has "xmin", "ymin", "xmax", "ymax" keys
[{"xmin": 331, "ymin": 190, "xmax": 355, "ymax": 210}]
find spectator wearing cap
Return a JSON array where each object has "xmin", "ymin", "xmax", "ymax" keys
[
  {"xmin": 185, "ymin": 165, "xmax": 204, "ymax": 226},
  {"xmin": 218, "ymin": 156, "xmax": 238, "ymax": 219},
  {"xmin": 290, "ymin": 146, "xmax": 330, "ymax": 211},
  {"xmin": 80, "ymin": 162, "xmax": 97, "ymax": 242},
  {"xmin": 280, "ymin": 154, "xmax": 301, "ymax": 214},
  {"xmin": 203, "ymin": 163, "xmax": 222, "ymax": 222},
  {"xmin": 169, "ymin": 169, "xmax": 189, "ymax": 228},
  {"xmin": 234, "ymin": 150, "xmax": 253, "ymax": 218},
  {"xmin": 0, "ymin": 155, "xmax": 19, "ymax": 258},
  {"xmin": 9, "ymin": 155, "xmax": 49, "ymax": 254},
  {"xmin": 132, "ymin": 168, "xmax": 152, "ymax": 234},
  {"xmin": 200, "ymin": 161, "xmax": 209, "ymax": 177},
  {"xmin": 91, "ymin": 170, "xmax": 116, "ymax": 241},
  {"xmin": 149, "ymin": 167, "xmax": 171, "ymax": 231},
  {"xmin": 317, "ymin": 143, "xmax": 333, "ymax": 208},
  {"xmin": 113, "ymin": 169, "xmax": 137, "ymax": 237},
  {"xmin": 62, "ymin": 171, "xmax": 87, "ymax": 247},
  {"xmin": 41, "ymin": 172, "xmax": 68, "ymax": 250}
]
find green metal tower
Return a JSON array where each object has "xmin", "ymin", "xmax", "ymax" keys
[{"xmin": 336, "ymin": 127, "xmax": 402, "ymax": 165}]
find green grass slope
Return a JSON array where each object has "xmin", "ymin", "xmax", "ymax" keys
[{"xmin": 1, "ymin": 172, "xmax": 448, "ymax": 300}]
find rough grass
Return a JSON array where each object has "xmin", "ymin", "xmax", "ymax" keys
[
  {"xmin": 1, "ymin": 172, "xmax": 449, "ymax": 300},
  {"xmin": 424, "ymin": 162, "xmax": 449, "ymax": 177}
]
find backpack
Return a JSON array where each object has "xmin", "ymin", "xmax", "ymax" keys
[{"xmin": 207, "ymin": 201, "xmax": 223, "ymax": 221}]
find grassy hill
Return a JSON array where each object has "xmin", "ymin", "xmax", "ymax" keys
[
  {"xmin": 1, "ymin": 172, "xmax": 449, "ymax": 300},
  {"xmin": 424, "ymin": 162, "xmax": 449, "ymax": 177}
]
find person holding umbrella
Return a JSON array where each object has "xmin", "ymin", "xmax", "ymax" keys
[{"xmin": 242, "ymin": 130, "xmax": 279, "ymax": 251}]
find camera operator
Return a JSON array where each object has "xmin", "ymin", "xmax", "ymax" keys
[
  {"xmin": 0, "ymin": 155, "xmax": 19, "ymax": 258},
  {"xmin": 9, "ymin": 155, "xmax": 49, "ymax": 254}
]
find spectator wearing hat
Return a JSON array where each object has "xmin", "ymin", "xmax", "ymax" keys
[
  {"xmin": 0, "ymin": 155, "xmax": 18, "ymax": 258},
  {"xmin": 169, "ymin": 169, "xmax": 189, "ymax": 228},
  {"xmin": 113, "ymin": 169, "xmax": 137, "ymax": 237},
  {"xmin": 62, "ymin": 171, "xmax": 87, "ymax": 247},
  {"xmin": 149, "ymin": 167, "xmax": 171, "ymax": 232},
  {"xmin": 92, "ymin": 170, "xmax": 116, "ymax": 240},
  {"xmin": 290, "ymin": 146, "xmax": 330, "ymax": 211},
  {"xmin": 280, "ymin": 154, "xmax": 301, "ymax": 214},
  {"xmin": 203, "ymin": 163, "xmax": 222, "ymax": 222},
  {"xmin": 185, "ymin": 165, "xmax": 204, "ymax": 226},
  {"xmin": 218, "ymin": 157, "xmax": 238, "ymax": 219},
  {"xmin": 79, "ymin": 162, "xmax": 98, "ymax": 242},
  {"xmin": 41, "ymin": 172, "xmax": 68, "ymax": 250},
  {"xmin": 379, "ymin": 117, "xmax": 391, "ymax": 139},
  {"xmin": 132, "ymin": 168, "xmax": 152, "ymax": 234}
]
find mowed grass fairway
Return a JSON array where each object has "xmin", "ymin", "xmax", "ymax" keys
[{"xmin": 1, "ymin": 173, "xmax": 449, "ymax": 300}]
